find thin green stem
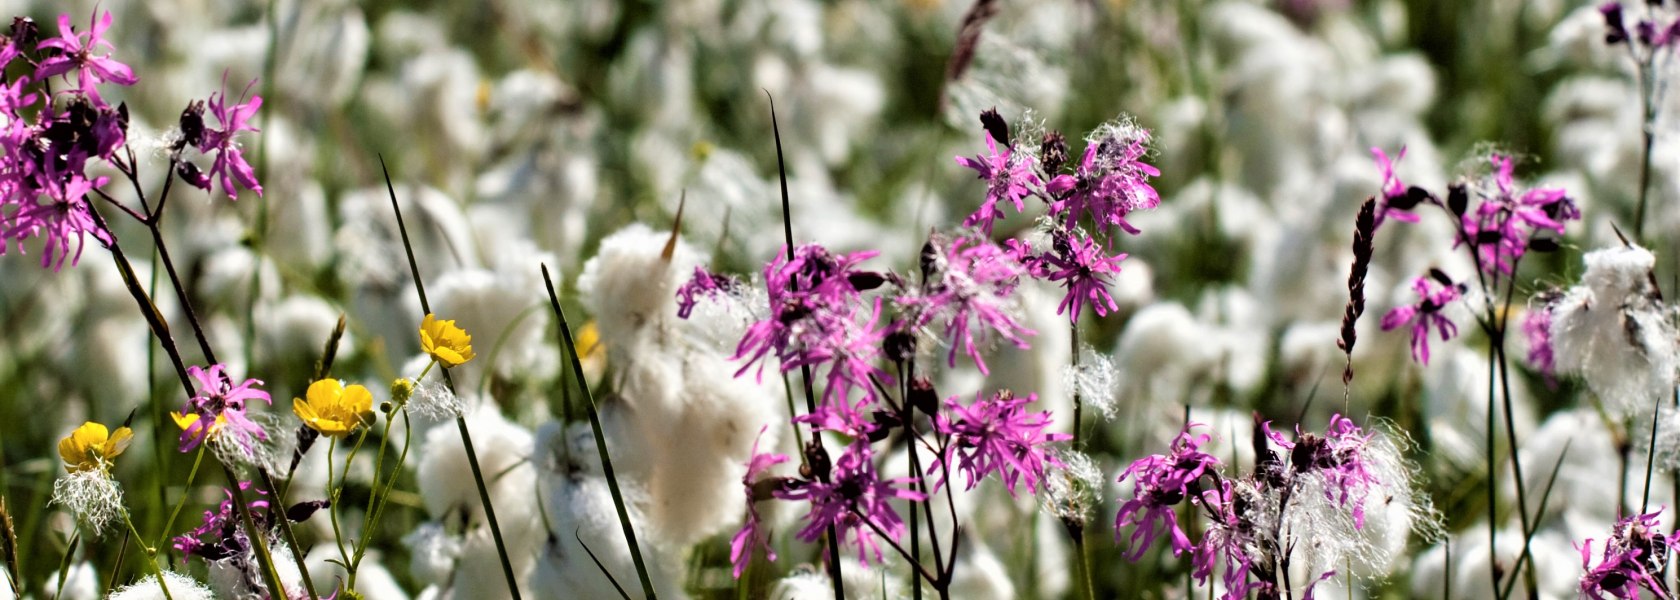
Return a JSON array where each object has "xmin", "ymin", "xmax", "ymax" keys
[
  {"xmin": 121, "ymin": 512, "xmax": 175, "ymax": 600},
  {"xmin": 382, "ymin": 156, "xmax": 522, "ymax": 598},
  {"xmin": 50, "ymin": 533, "xmax": 76, "ymax": 600},
  {"xmin": 543, "ymin": 265, "xmax": 659, "ymax": 599},
  {"xmin": 154, "ymin": 443, "xmax": 207, "ymax": 553},
  {"xmin": 260, "ymin": 469, "xmax": 318, "ymax": 600},
  {"xmin": 224, "ymin": 465, "xmax": 287, "ymax": 600}
]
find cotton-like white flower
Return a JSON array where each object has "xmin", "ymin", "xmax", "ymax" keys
[
  {"xmin": 50, "ymin": 469, "xmax": 125, "ymax": 537},
  {"xmin": 410, "ymin": 405, "xmax": 541, "ymax": 598},
  {"xmin": 531, "ymin": 473, "xmax": 684, "ymax": 600},
  {"xmin": 1550, "ymin": 244, "xmax": 1677, "ymax": 416},
  {"xmin": 108, "ymin": 572, "xmax": 214, "ymax": 600},
  {"xmin": 43, "ymin": 561, "xmax": 97, "ymax": 600},
  {"xmin": 408, "ymin": 379, "xmax": 465, "ymax": 420}
]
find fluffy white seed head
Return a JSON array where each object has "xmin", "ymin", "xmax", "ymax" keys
[
  {"xmin": 49, "ymin": 470, "xmax": 125, "ymax": 537},
  {"xmin": 1550, "ymin": 244, "xmax": 1677, "ymax": 416}
]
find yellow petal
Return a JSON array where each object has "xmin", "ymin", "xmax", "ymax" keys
[
  {"xmin": 171, "ymin": 412, "xmax": 199, "ymax": 431},
  {"xmin": 307, "ymin": 378, "xmax": 346, "ymax": 406},
  {"xmin": 342, "ymin": 384, "xmax": 374, "ymax": 415},
  {"xmin": 293, "ymin": 397, "xmax": 320, "ymax": 423},
  {"xmin": 102, "ymin": 426, "xmax": 133, "ymax": 460}
]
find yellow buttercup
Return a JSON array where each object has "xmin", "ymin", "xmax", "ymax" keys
[
  {"xmin": 58, "ymin": 422, "xmax": 133, "ymax": 472},
  {"xmin": 419, "ymin": 313, "xmax": 476, "ymax": 368},
  {"xmin": 293, "ymin": 379, "xmax": 375, "ymax": 437}
]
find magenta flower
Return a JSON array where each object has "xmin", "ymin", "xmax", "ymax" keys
[
  {"xmin": 1458, "ymin": 154, "xmax": 1577, "ymax": 276},
  {"xmin": 931, "ymin": 391, "xmax": 1070, "ymax": 496},
  {"xmin": 192, "ymin": 78, "xmax": 264, "ymax": 200},
  {"xmin": 1579, "ymin": 510, "xmax": 1678, "ymax": 600},
  {"xmin": 35, "ymin": 12, "xmax": 138, "ymax": 107},
  {"xmin": 732, "ymin": 244, "xmax": 880, "ymax": 382},
  {"xmin": 1371, "ymin": 146, "xmax": 1422, "ymax": 228},
  {"xmin": 1191, "ymin": 481, "xmax": 1268, "ymax": 600},
  {"xmin": 1264, "ymin": 414, "xmax": 1381, "ymax": 527},
  {"xmin": 1115, "ymin": 422, "xmax": 1222, "ymax": 561},
  {"xmin": 1380, "ymin": 272, "xmax": 1464, "ymax": 365},
  {"xmin": 175, "ymin": 364, "xmax": 272, "ymax": 454},
  {"xmin": 173, "ymin": 481, "xmax": 271, "ymax": 559},
  {"xmin": 3, "ymin": 160, "xmax": 110, "ymax": 271},
  {"xmin": 1041, "ymin": 232, "xmax": 1127, "ymax": 323},
  {"xmin": 902, "ymin": 234, "xmax": 1034, "ymax": 374},
  {"xmin": 1523, "ymin": 304, "xmax": 1557, "ymax": 383},
  {"xmin": 730, "ymin": 427, "xmax": 789, "ymax": 578},
  {"xmin": 956, "ymin": 131, "xmax": 1040, "ymax": 234},
  {"xmin": 675, "ymin": 266, "xmax": 737, "ymax": 319},
  {"xmin": 1045, "ymin": 129, "xmax": 1161, "ymax": 236},
  {"xmin": 774, "ymin": 442, "xmax": 926, "ymax": 565}
]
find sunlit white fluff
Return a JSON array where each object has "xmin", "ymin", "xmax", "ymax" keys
[
  {"xmin": 1550, "ymin": 244, "xmax": 1676, "ymax": 417},
  {"xmin": 108, "ymin": 572, "xmax": 214, "ymax": 600}
]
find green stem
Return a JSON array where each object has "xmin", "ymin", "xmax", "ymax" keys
[
  {"xmin": 381, "ymin": 156, "xmax": 522, "ymax": 597},
  {"xmin": 260, "ymin": 469, "xmax": 318, "ymax": 600},
  {"xmin": 121, "ymin": 513, "xmax": 175, "ymax": 600},
  {"xmin": 155, "ymin": 443, "xmax": 207, "ymax": 554},
  {"xmin": 224, "ymin": 465, "xmax": 287, "ymax": 599},
  {"xmin": 542, "ymin": 265, "xmax": 659, "ymax": 599}
]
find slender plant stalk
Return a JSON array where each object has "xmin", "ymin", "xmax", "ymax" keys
[
  {"xmin": 224, "ymin": 465, "xmax": 287, "ymax": 599},
  {"xmin": 259, "ymin": 468, "xmax": 319, "ymax": 600},
  {"xmin": 767, "ymin": 92, "xmax": 846, "ymax": 599},
  {"xmin": 381, "ymin": 156, "xmax": 521, "ymax": 598},
  {"xmin": 542, "ymin": 265, "xmax": 660, "ymax": 599},
  {"xmin": 119, "ymin": 514, "xmax": 175, "ymax": 600},
  {"xmin": 50, "ymin": 533, "xmax": 76, "ymax": 600}
]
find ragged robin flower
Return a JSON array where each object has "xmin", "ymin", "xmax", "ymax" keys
[
  {"xmin": 420, "ymin": 313, "xmax": 476, "ymax": 368},
  {"xmin": 58, "ymin": 421, "xmax": 132, "ymax": 472},
  {"xmin": 293, "ymin": 379, "xmax": 375, "ymax": 438}
]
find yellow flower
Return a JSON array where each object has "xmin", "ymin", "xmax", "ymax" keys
[
  {"xmin": 419, "ymin": 313, "xmax": 476, "ymax": 368},
  {"xmin": 58, "ymin": 422, "xmax": 133, "ymax": 472},
  {"xmin": 293, "ymin": 379, "xmax": 375, "ymax": 438},
  {"xmin": 577, "ymin": 320, "xmax": 607, "ymax": 382}
]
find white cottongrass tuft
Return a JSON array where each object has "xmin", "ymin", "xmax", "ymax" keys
[
  {"xmin": 1041, "ymin": 449, "xmax": 1103, "ymax": 526},
  {"xmin": 408, "ymin": 379, "xmax": 466, "ymax": 420},
  {"xmin": 43, "ymin": 561, "xmax": 97, "ymax": 600},
  {"xmin": 1284, "ymin": 422, "xmax": 1441, "ymax": 581},
  {"xmin": 49, "ymin": 470, "xmax": 125, "ymax": 537},
  {"xmin": 1062, "ymin": 343, "xmax": 1118, "ymax": 420},
  {"xmin": 1550, "ymin": 243, "xmax": 1677, "ymax": 417},
  {"xmin": 108, "ymin": 572, "xmax": 215, "ymax": 600},
  {"xmin": 531, "ymin": 473, "xmax": 684, "ymax": 600},
  {"xmin": 410, "ymin": 405, "xmax": 541, "ymax": 599}
]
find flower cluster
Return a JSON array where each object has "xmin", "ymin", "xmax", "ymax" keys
[
  {"xmin": 899, "ymin": 233, "xmax": 1033, "ymax": 374},
  {"xmin": 954, "ymin": 110, "xmax": 1160, "ymax": 324},
  {"xmin": 171, "ymin": 363, "xmax": 272, "ymax": 456},
  {"xmin": 1600, "ymin": 2, "xmax": 1680, "ymax": 50},
  {"xmin": 0, "ymin": 11, "xmax": 265, "ymax": 273},
  {"xmin": 1114, "ymin": 422, "xmax": 1223, "ymax": 560},
  {"xmin": 934, "ymin": 390, "xmax": 1071, "ymax": 496},
  {"xmin": 173, "ymin": 481, "xmax": 327, "ymax": 591},
  {"xmin": 1578, "ymin": 510, "xmax": 1678, "ymax": 600},
  {"xmin": 1379, "ymin": 270, "xmax": 1466, "ymax": 366},
  {"xmin": 1117, "ymin": 416, "xmax": 1416, "ymax": 599},
  {"xmin": 772, "ymin": 442, "xmax": 926, "ymax": 565}
]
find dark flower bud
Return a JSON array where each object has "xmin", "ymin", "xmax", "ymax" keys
[
  {"xmin": 1475, "ymin": 229, "xmax": 1505, "ymax": 246},
  {"xmin": 285, "ymin": 499, "xmax": 330, "ymax": 523},
  {"xmin": 176, "ymin": 160, "xmax": 211, "ymax": 190},
  {"xmin": 1602, "ymin": 3, "xmax": 1630, "ymax": 45},
  {"xmin": 750, "ymin": 477, "xmax": 789, "ymax": 501},
  {"xmin": 867, "ymin": 410, "xmax": 900, "ymax": 443},
  {"xmin": 9, "ymin": 17, "xmax": 34, "ymax": 49},
  {"xmin": 1388, "ymin": 185, "xmax": 1432, "ymax": 210},
  {"xmin": 909, "ymin": 377, "xmax": 939, "ymax": 417},
  {"xmin": 848, "ymin": 271, "xmax": 887, "ymax": 291},
  {"xmin": 1447, "ymin": 183, "xmax": 1469, "ymax": 216},
  {"xmin": 884, "ymin": 328, "xmax": 916, "ymax": 363},
  {"xmin": 1529, "ymin": 236, "xmax": 1561, "ymax": 253},
  {"xmin": 1041, "ymin": 131, "xmax": 1069, "ymax": 175},
  {"xmin": 179, "ymin": 101, "xmax": 207, "ymax": 148},
  {"xmin": 979, "ymin": 108, "xmax": 1010, "ymax": 147},
  {"xmin": 920, "ymin": 236, "xmax": 944, "ymax": 283},
  {"xmin": 802, "ymin": 440, "xmax": 832, "ymax": 481},
  {"xmin": 1428, "ymin": 268, "xmax": 1455, "ymax": 287}
]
